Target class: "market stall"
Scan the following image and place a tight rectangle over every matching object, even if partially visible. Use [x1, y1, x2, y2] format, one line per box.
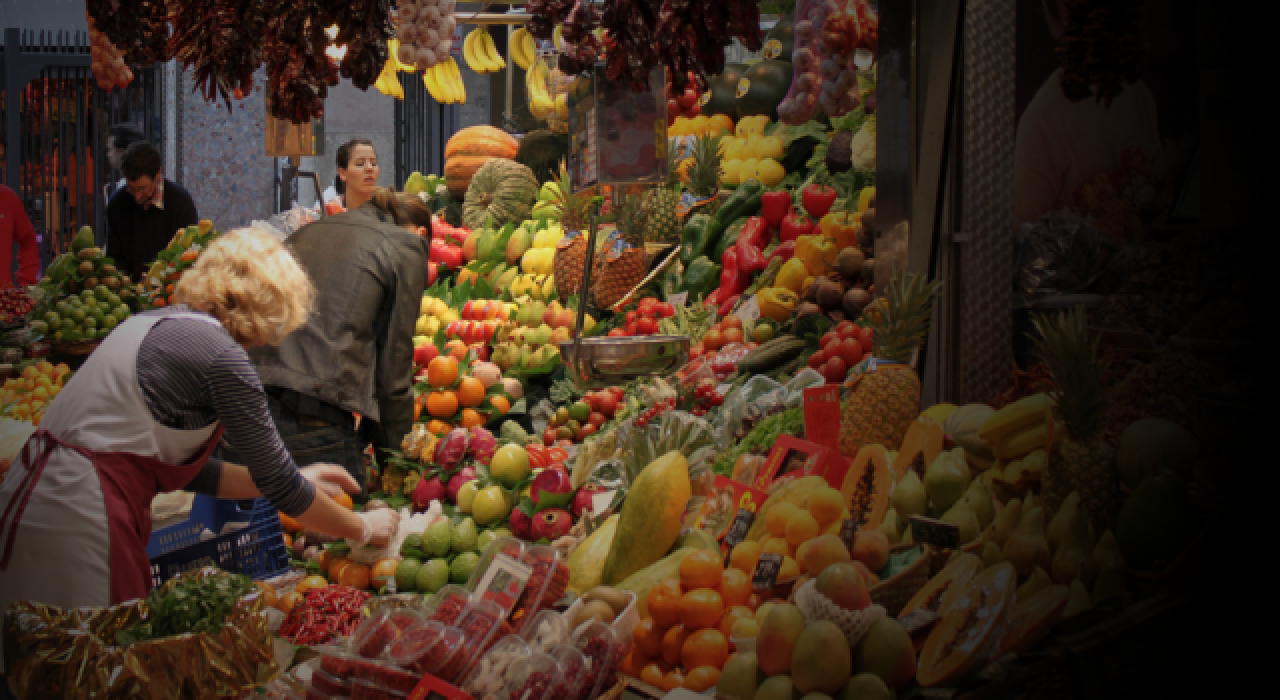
[2, 2, 1216, 700]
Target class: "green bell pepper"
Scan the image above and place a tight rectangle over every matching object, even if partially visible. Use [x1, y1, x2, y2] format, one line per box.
[714, 217, 749, 263]
[679, 256, 721, 304]
[705, 179, 765, 255]
[679, 213, 714, 267]
[661, 260, 684, 300]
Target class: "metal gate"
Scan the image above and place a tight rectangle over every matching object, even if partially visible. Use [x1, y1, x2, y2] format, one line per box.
[393, 71, 461, 187]
[2, 28, 163, 269]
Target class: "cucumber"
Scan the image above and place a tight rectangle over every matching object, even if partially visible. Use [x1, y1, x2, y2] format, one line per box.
[738, 336, 807, 375]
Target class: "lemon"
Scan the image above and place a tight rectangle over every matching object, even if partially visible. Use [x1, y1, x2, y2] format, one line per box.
[759, 136, 785, 159]
[740, 159, 761, 182]
[755, 159, 786, 186]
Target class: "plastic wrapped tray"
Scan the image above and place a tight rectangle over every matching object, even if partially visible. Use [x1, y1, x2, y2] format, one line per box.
[383, 620, 467, 676]
[348, 677, 408, 700]
[519, 610, 569, 655]
[569, 621, 625, 700]
[436, 599, 507, 683]
[459, 635, 532, 700]
[351, 608, 426, 659]
[424, 585, 472, 626]
[309, 667, 352, 698]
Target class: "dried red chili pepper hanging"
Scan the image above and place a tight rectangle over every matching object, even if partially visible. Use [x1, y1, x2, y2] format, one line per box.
[326, 0, 394, 91]
[86, 0, 171, 66]
[168, 0, 267, 109]
[262, 0, 339, 123]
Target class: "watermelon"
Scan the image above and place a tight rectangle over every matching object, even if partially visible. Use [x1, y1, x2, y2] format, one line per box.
[763, 18, 795, 62]
[736, 59, 793, 121]
[703, 63, 748, 120]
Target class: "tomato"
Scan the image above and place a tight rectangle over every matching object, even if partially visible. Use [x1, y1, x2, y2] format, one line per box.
[859, 326, 875, 348]
[595, 391, 618, 417]
[835, 320, 858, 337]
[547, 447, 570, 463]
[626, 310, 638, 324]
[588, 411, 607, 428]
[836, 337, 863, 366]
[608, 328, 627, 337]
[822, 355, 848, 384]
[720, 315, 742, 331]
[690, 343, 705, 360]
[821, 330, 840, 349]
[543, 428, 557, 446]
[658, 302, 675, 318]
[703, 329, 725, 351]
[807, 348, 827, 370]
[637, 318, 659, 335]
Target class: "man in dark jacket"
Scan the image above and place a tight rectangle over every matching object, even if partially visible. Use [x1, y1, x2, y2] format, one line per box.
[245, 191, 431, 492]
[106, 141, 199, 281]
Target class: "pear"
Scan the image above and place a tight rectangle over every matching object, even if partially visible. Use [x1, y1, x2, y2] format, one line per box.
[1017, 566, 1051, 601]
[964, 478, 996, 529]
[1022, 449, 1047, 476]
[990, 498, 1021, 547]
[940, 498, 981, 546]
[1062, 579, 1092, 619]
[892, 470, 928, 521]
[1004, 506, 1051, 579]
[1090, 530, 1124, 574]
[981, 541, 1005, 569]
[1022, 491, 1039, 515]
[1046, 492, 1080, 553]
[1092, 565, 1126, 605]
[1050, 503, 1093, 586]
[1002, 458, 1025, 484]
[924, 451, 971, 514]
[878, 510, 903, 545]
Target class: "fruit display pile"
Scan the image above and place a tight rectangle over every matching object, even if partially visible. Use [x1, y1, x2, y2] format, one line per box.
[2, 361, 73, 427]
[28, 226, 139, 345]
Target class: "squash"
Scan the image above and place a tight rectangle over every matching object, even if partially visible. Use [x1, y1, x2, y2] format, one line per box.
[461, 159, 538, 231]
[444, 126, 519, 197]
[895, 420, 944, 481]
[841, 445, 893, 530]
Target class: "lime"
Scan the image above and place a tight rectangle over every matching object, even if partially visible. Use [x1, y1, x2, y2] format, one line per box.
[449, 552, 480, 584]
[113, 306, 130, 321]
[55, 301, 72, 316]
[80, 289, 94, 301]
[107, 293, 121, 307]
[52, 330, 63, 342]
[451, 517, 478, 553]
[83, 317, 97, 330]
[416, 559, 450, 593]
[395, 558, 423, 591]
[28, 320, 48, 335]
[61, 319, 76, 333]
[423, 520, 452, 558]
[70, 308, 86, 323]
[103, 315, 118, 329]
[44, 311, 60, 326]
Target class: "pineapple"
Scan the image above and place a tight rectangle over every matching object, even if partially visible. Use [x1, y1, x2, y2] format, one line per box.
[551, 161, 592, 299]
[685, 133, 724, 218]
[1032, 308, 1120, 534]
[592, 189, 648, 310]
[838, 272, 941, 457]
[641, 184, 681, 243]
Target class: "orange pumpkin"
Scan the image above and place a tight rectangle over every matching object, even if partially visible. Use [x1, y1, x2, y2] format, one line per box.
[444, 126, 519, 198]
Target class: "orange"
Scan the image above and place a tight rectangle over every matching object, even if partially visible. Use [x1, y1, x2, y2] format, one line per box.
[426, 419, 451, 435]
[680, 588, 725, 631]
[296, 575, 329, 594]
[682, 628, 729, 670]
[278, 512, 303, 533]
[640, 663, 667, 688]
[317, 549, 335, 574]
[329, 557, 355, 582]
[728, 541, 762, 575]
[765, 502, 798, 536]
[371, 558, 399, 589]
[710, 114, 735, 135]
[276, 591, 304, 613]
[660, 669, 686, 692]
[426, 356, 459, 387]
[718, 605, 755, 638]
[634, 618, 665, 658]
[426, 390, 459, 418]
[456, 377, 486, 407]
[679, 550, 724, 590]
[648, 579, 684, 629]
[339, 562, 371, 590]
[719, 568, 751, 608]
[332, 492, 354, 510]
[807, 487, 846, 527]
[660, 624, 689, 665]
[254, 584, 280, 609]
[683, 667, 722, 692]
[489, 395, 510, 414]
[282, 533, 293, 549]
[785, 511, 820, 546]
[779, 556, 800, 581]
[620, 650, 646, 678]
[458, 408, 484, 428]
[761, 537, 791, 557]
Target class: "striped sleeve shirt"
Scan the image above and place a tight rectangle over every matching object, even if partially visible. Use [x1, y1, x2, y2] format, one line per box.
[135, 307, 316, 516]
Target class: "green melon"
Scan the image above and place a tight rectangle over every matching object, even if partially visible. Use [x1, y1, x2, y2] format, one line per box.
[736, 60, 793, 121]
[763, 19, 795, 62]
[1116, 418, 1195, 489]
[704, 63, 748, 120]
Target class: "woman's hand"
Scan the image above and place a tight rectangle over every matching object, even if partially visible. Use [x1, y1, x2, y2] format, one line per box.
[299, 463, 360, 498]
[358, 508, 401, 547]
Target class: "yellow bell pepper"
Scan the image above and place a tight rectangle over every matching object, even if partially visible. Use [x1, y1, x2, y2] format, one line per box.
[757, 287, 799, 322]
[776, 258, 810, 294]
[858, 186, 876, 212]
[795, 234, 840, 275]
[819, 211, 860, 251]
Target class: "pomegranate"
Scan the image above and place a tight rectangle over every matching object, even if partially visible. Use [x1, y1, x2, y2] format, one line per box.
[446, 466, 477, 502]
[531, 508, 574, 541]
[510, 507, 533, 540]
[530, 468, 574, 510]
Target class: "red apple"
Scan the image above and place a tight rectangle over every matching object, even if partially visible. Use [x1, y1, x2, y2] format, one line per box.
[414, 343, 440, 367]
[836, 337, 862, 366]
[587, 412, 607, 428]
[808, 348, 828, 370]
[594, 392, 617, 418]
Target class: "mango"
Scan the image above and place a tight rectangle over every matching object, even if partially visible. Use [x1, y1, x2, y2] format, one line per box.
[792, 621, 851, 695]
[754, 676, 796, 700]
[839, 673, 892, 700]
[757, 603, 806, 677]
[719, 651, 764, 700]
[852, 618, 916, 690]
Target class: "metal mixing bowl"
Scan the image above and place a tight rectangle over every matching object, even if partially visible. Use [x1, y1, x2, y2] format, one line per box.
[559, 335, 690, 388]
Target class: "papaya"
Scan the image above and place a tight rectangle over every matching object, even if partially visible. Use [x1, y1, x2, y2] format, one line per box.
[916, 562, 1017, 687]
[841, 445, 892, 530]
[898, 553, 981, 618]
[602, 451, 692, 585]
[996, 584, 1069, 657]
[746, 476, 828, 542]
[567, 514, 620, 594]
[895, 420, 944, 481]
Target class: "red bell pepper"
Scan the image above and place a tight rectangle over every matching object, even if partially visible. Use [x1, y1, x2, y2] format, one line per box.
[735, 238, 768, 274]
[739, 216, 772, 251]
[768, 240, 796, 264]
[427, 261, 438, 286]
[779, 211, 815, 243]
[705, 248, 750, 307]
[801, 183, 838, 219]
[761, 191, 792, 227]
[717, 293, 742, 318]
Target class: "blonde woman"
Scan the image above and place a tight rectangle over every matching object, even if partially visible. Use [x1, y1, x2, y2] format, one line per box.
[0, 229, 399, 673]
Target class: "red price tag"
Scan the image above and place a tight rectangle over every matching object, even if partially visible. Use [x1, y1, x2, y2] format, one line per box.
[804, 385, 842, 453]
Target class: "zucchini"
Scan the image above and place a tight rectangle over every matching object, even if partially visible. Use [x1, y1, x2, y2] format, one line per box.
[738, 336, 808, 375]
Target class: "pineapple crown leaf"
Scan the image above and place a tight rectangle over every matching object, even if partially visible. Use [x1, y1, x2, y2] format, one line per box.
[553, 160, 590, 232]
[611, 189, 647, 246]
[686, 133, 724, 198]
[1030, 308, 1109, 440]
[869, 270, 941, 363]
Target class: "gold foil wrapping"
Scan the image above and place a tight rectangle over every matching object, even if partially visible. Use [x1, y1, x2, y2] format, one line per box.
[4, 569, 278, 700]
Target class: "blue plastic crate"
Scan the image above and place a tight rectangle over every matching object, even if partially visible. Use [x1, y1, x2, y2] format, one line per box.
[147, 495, 290, 587]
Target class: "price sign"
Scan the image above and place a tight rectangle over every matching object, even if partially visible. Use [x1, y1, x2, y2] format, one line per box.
[910, 515, 961, 549]
[472, 553, 532, 613]
[803, 385, 842, 453]
[734, 295, 761, 326]
[666, 291, 688, 307]
[838, 517, 859, 552]
[591, 490, 617, 517]
[751, 552, 783, 591]
[721, 509, 756, 562]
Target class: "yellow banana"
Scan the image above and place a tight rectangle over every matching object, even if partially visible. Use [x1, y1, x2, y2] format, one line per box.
[439, 63, 460, 104]
[483, 28, 507, 71]
[510, 28, 532, 70]
[445, 58, 467, 103]
[462, 29, 485, 73]
[980, 393, 1053, 449]
[422, 65, 445, 102]
[992, 420, 1063, 460]
[552, 24, 563, 52]
[387, 39, 413, 73]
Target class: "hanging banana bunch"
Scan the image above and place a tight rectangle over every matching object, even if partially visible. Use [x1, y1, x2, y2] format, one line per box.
[423, 56, 466, 104]
[374, 39, 412, 99]
[525, 54, 556, 120]
[462, 26, 506, 74]
[509, 27, 538, 71]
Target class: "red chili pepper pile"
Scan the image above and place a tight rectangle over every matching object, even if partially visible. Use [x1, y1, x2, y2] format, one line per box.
[277, 586, 370, 646]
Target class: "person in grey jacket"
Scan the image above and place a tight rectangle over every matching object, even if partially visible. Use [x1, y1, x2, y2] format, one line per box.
[238, 187, 432, 492]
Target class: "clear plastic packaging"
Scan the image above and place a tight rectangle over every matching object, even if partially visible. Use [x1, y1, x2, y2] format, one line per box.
[351, 608, 426, 659]
[437, 599, 507, 683]
[350, 658, 421, 696]
[383, 620, 467, 676]
[711, 343, 752, 379]
[512, 545, 569, 631]
[316, 645, 378, 681]
[519, 610, 569, 655]
[569, 621, 624, 700]
[459, 635, 532, 700]
[717, 375, 787, 449]
[465, 537, 531, 615]
[348, 677, 409, 700]
[498, 651, 563, 700]
[424, 585, 472, 626]
[549, 645, 589, 700]
[309, 667, 352, 698]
